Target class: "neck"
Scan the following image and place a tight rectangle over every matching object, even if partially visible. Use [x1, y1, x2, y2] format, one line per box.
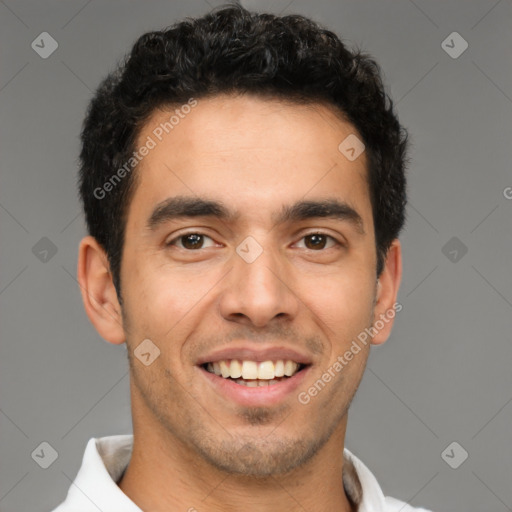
[118, 418, 356, 512]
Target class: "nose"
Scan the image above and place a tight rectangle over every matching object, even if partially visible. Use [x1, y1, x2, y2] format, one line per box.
[218, 239, 300, 328]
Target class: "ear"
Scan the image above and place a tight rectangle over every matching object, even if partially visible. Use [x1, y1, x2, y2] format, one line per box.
[77, 235, 125, 345]
[370, 238, 402, 346]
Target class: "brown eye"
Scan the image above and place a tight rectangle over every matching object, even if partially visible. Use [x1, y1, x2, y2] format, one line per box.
[166, 233, 216, 250]
[299, 233, 338, 250]
[181, 234, 203, 249]
[304, 234, 327, 250]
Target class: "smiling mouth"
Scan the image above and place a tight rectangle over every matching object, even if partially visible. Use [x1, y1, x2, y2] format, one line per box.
[202, 359, 309, 387]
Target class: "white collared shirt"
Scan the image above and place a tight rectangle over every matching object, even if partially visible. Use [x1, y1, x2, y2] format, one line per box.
[51, 435, 433, 512]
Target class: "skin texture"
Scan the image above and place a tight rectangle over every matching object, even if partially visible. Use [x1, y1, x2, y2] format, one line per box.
[78, 93, 402, 512]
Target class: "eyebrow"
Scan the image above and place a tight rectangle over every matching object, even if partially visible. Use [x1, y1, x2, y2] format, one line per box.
[146, 195, 365, 235]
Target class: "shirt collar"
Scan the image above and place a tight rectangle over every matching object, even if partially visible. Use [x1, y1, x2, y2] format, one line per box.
[55, 435, 390, 512]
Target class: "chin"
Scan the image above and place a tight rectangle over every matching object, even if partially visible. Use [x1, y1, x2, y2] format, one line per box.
[193, 432, 328, 477]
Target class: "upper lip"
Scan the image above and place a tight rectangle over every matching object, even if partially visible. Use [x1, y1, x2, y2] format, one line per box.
[196, 345, 314, 366]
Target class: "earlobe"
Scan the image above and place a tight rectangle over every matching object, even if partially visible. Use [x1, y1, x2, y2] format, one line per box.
[77, 236, 126, 345]
[370, 239, 402, 346]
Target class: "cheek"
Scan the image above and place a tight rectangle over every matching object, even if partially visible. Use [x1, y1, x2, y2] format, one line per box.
[304, 265, 374, 321]
[127, 263, 219, 346]
[299, 266, 375, 356]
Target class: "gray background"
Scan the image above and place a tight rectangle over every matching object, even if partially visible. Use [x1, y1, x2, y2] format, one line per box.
[0, 0, 511, 511]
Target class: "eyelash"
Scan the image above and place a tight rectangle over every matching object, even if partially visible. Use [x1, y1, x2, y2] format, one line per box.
[165, 231, 342, 251]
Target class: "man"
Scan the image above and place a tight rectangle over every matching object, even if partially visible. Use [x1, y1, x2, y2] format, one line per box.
[53, 4, 433, 511]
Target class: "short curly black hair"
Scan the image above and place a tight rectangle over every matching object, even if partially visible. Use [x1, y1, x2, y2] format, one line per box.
[79, 3, 409, 304]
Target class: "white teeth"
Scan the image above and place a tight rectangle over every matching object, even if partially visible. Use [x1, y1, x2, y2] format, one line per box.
[284, 360, 298, 377]
[229, 359, 242, 379]
[219, 360, 231, 378]
[274, 359, 285, 377]
[245, 380, 258, 387]
[241, 361, 258, 379]
[257, 361, 275, 380]
[205, 359, 303, 380]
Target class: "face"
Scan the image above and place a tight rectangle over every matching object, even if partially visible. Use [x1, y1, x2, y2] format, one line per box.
[89, 94, 400, 476]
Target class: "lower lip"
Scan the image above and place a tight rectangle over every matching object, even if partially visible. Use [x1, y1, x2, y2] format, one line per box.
[198, 365, 311, 407]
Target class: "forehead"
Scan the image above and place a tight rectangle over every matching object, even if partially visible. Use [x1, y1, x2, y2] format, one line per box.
[127, 94, 372, 230]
